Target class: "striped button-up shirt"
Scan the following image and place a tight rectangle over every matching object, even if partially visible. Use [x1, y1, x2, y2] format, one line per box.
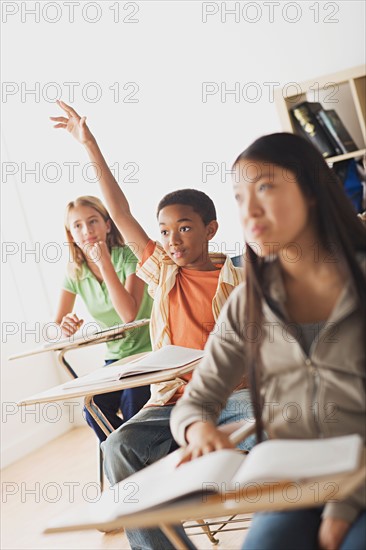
[136, 241, 245, 405]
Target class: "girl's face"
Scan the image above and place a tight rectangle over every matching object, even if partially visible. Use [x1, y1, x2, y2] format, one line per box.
[233, 160, 314, 258]
[67, 205, 111, 249]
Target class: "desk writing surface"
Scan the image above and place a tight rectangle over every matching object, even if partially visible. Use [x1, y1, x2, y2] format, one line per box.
[44, 459, 366, 534]
[8, 319, 150, 360]
[18, 361, 199, 406]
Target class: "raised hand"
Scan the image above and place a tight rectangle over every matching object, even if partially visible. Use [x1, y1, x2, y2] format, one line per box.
[50, 99, 151, 261]
[50, 100, 94, 145]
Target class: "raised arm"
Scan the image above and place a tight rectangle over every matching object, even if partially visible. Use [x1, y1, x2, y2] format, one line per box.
[50, 100, 149, 260]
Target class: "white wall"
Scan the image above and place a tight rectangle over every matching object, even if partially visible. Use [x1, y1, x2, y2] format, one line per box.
[1, 0, 365, 466]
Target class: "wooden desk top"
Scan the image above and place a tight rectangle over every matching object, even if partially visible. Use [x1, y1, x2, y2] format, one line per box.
[9, 319, 150, 360]
[18, 359, 199, 406]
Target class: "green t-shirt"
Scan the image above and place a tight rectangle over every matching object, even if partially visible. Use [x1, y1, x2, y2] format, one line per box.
[63, 246, 152, 360]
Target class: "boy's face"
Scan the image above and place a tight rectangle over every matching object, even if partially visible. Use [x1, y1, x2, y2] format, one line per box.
[158, 204, 218, 270]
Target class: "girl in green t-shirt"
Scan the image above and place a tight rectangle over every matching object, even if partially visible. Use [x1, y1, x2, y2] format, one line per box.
[55, 195, 152, 442]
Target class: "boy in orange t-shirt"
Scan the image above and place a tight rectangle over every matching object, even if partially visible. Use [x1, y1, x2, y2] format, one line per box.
[51, 101, 254, 550]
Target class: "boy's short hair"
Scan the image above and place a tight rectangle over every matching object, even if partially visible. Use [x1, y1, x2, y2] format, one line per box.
[157, 189, 217, 225]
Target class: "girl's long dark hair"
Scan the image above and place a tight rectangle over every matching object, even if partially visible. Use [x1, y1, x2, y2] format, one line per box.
[233, 133, 366, 443]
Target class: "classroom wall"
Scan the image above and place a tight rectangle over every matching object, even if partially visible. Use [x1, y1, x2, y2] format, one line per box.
[1, 0, 365, 467]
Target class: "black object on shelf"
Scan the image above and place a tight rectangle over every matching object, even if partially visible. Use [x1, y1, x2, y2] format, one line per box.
[290, 101, 337, 158]
[291, 101, 360, 158]
[317, 109, 358, 154]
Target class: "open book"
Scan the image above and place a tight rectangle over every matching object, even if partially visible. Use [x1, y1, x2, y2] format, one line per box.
[45, 434, 363, 533]
[62, 345, 204, 389]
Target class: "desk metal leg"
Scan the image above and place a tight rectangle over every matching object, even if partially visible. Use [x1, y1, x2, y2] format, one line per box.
[97, 444, 105, 492]
[57, 349, 79, 379]
[56, 350, 109, 488]
[84, 396, 114, 437]
[195, 518, 219, 544]
[160, 524, 191, 550]
[85, 396, 115, 491]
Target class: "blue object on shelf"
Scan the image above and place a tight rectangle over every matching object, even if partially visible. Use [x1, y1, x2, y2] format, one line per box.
[334, 159, 364, 213]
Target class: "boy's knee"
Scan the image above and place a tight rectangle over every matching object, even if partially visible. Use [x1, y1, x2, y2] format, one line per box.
[102, 420, 150, 485]
[103, 419, 145, 462]
[103, 424, 130, 458]
[101, 427, 133, 484]
[101, 430, 116, 459]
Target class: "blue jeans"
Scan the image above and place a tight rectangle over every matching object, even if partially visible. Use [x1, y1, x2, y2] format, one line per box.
[243, 508, 366, 550]
[102, 389, 255, 550]
[84, 359, 151, 442]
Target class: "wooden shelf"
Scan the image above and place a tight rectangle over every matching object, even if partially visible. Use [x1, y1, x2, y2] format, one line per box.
[275, 65, 366, 166]
[327, 148, 366, 165]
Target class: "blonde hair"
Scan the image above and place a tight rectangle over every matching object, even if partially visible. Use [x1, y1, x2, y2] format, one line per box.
[65, 195, 124, 279]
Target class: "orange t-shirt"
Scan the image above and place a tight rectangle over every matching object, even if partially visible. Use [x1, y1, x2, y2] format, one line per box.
[140, 241, 221, 406]
[166, 266, 221, 404]
[169, 267, 220, 349]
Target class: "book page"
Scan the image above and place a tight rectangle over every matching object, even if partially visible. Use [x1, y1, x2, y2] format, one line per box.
[111, 449, 244, 518]
[61, 363, 131, 389]
[61, 345, 204, 389]
[46, 448, 244, 531]
[114, 345, 204, 374]
[232, 434, 363, 485]
[116, 449, 243, 517]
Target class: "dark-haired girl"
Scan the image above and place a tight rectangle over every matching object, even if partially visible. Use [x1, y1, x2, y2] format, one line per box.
[172, 133, 366, 550]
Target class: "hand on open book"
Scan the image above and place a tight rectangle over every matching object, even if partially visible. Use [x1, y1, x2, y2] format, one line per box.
[319, 517, 351, 550]
[50, 100, 95, 146]
[177, 421, 235, 466]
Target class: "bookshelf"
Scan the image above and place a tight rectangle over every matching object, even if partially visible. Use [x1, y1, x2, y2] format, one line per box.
[274, 65, 366, 166]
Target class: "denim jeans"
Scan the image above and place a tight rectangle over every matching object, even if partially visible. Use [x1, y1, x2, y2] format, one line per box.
[84, 359, 151, 442]
[243, 508, 366, 550]
[102, 389, 254, 550]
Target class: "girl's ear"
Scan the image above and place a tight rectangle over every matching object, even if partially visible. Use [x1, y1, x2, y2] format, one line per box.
[206, 220, 219, 241]
[106, 219, 112, 233]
